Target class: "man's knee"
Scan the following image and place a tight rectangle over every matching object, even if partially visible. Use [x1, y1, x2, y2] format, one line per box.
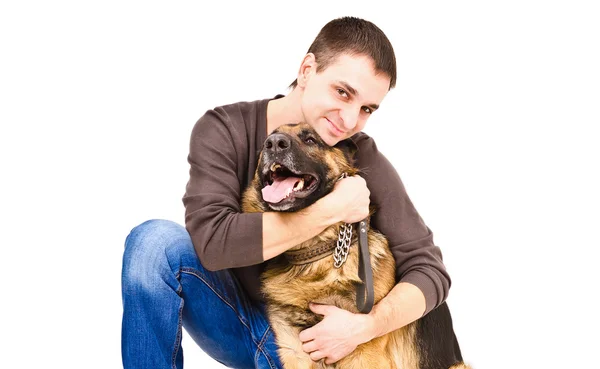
[122, 219, 188, 289]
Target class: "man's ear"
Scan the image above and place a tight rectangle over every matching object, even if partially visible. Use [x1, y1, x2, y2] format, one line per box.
[334, 138, 358, 164]
[297, 53, 316, 88]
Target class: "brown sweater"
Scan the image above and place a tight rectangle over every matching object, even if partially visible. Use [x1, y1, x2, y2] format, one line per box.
[182, 95, 451, 316]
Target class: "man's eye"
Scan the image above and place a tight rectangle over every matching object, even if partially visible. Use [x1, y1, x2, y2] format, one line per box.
[337, 88, 348, 97]
[362, 106, 373, 114]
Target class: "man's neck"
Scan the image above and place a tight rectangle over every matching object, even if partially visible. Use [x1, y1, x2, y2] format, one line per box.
[266, 88, 304, 135]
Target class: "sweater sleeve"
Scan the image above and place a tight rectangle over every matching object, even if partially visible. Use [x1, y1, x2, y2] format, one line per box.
[352, 133, 451, 316]
[181, 108, 264, 271]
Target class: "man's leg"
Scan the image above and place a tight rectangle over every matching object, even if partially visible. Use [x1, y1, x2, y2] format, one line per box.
[121, 219, 283, 369]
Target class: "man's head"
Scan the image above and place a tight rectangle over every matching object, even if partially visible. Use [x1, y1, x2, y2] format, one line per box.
[290, 17, 397, 146]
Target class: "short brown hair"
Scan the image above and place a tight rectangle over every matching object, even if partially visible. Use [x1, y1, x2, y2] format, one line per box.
[289, 16, 397, 90]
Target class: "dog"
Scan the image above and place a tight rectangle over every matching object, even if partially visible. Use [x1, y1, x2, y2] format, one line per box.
[241, 123, 470, 369]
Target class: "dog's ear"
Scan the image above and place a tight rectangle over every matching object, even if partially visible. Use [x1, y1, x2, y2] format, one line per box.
[334, 138, 358, 165]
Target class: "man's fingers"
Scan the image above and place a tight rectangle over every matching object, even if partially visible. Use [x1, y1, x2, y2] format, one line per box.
[309, 302, 332, 315]
[298, 327, 314, 343]
[309, 350, 326, 362]
[302, 340, 319, 353]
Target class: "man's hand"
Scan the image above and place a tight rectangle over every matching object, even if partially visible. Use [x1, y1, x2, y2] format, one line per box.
[298, 303, 377, 365]
[318, 175, 370, 224]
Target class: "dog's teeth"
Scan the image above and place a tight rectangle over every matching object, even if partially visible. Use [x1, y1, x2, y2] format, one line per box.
[270, 163, 281, 172]
[294, 178, 304, 191]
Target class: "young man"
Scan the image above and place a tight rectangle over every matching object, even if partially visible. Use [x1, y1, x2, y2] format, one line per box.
[122, 16, 450, 369]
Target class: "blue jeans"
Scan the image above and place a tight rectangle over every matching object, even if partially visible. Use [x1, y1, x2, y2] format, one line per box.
[121, 219, 283, 369]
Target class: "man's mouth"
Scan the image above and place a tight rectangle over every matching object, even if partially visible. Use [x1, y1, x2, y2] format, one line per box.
[261, 162, 319, 204]
[326, 118, 346, 137]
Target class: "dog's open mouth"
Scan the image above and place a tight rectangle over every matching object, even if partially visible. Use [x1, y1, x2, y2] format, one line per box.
[262, 162, 319, 204]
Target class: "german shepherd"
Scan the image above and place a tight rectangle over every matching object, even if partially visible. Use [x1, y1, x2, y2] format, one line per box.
[241, 123, 470, 369]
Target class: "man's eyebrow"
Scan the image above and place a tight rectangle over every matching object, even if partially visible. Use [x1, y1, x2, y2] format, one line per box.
[338, 80, 358, 97]
[337, 80, 380, 111]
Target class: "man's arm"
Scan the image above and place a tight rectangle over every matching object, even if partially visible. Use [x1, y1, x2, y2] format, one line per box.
[365, 282, 426, 339]
[262, 201, 336, 261]
[298, 282, 426, 364]
[354, 132, 451, 315]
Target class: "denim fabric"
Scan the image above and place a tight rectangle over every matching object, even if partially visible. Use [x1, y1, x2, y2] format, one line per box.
[121, 219, 283, 369]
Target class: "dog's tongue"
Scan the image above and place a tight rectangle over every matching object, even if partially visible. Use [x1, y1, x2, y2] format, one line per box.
[262, 176, 301, 203]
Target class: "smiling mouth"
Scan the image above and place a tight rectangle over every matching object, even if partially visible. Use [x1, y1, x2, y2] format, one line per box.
[326, 118, 346, 136]
[261, 162, 319, 203]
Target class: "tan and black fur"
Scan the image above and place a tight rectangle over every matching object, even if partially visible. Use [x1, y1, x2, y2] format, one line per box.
[241, 123, 470, 369]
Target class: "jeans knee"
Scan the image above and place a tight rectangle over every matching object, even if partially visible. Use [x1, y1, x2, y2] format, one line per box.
[122, 219, 188, 290]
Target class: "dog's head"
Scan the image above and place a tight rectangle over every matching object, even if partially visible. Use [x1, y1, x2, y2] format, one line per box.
[257, 123, 359, 212]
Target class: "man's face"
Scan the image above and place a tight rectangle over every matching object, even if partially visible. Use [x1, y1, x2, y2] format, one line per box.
[298, 53, 391, 146]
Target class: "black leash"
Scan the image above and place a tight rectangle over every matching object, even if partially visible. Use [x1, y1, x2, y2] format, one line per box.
[333, 173, 374, 314]
[356, 219, 374, 314]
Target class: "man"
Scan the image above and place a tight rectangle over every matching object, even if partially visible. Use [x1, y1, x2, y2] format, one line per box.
[122, 16, 450, 369]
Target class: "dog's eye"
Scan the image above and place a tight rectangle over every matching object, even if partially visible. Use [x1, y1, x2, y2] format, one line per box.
[304, 137, 316, 145]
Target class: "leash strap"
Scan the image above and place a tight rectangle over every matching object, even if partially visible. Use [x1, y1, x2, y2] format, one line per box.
[356, 219, 374, 314]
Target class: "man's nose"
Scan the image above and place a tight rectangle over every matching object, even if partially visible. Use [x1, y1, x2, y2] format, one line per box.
[264, 133, 291, 153]
[340, 108, 360, 131]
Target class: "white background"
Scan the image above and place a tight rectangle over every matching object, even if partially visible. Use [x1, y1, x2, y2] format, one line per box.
[1, 1, 598, 368]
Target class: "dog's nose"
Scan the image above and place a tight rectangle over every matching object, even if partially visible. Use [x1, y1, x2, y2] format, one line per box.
[264, 133, 291, 153]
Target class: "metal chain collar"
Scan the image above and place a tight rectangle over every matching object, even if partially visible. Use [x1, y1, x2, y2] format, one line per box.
[333, 223, 353, 268]
[333, 172, 352, 268]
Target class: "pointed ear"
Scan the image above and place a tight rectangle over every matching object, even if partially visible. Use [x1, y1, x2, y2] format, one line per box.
[334, 138, 358, 164]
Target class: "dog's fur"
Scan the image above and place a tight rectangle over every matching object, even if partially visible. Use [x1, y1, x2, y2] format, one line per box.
[241, 123, 469, 369]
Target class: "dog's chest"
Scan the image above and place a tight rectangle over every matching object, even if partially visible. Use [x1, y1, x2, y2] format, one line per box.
[263, 265, 358, 328]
